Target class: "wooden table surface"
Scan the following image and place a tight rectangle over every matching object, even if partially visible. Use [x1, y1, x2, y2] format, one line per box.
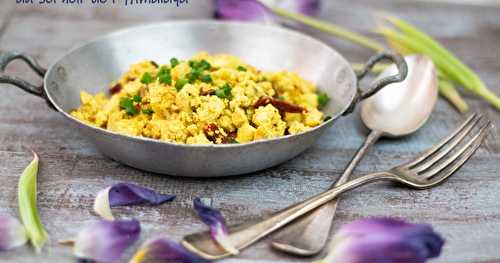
[1, 1, 499, 262]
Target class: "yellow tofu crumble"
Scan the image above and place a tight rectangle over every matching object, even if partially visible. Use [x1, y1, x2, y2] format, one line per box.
[71, 52, 329, 144]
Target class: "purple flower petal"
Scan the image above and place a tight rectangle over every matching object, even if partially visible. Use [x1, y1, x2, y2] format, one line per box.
[73, 219, 141, 263]
[322, 218, 444, 263]
[0, 215, 27, 251]
[93, 183, 175, 220]
[214, 0, 321, 22]
[193, 198, 238, 255]
[130, 237, 212, 263]
[214, 0, 272, 22]
[276, 0, 321, 17]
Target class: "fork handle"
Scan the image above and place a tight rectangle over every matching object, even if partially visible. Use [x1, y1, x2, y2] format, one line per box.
[183, 171, 395, 259]
[271, 130, 383, 255]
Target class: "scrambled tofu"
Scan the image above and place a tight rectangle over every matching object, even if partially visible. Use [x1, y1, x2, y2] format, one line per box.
[71, 52, 328, 144]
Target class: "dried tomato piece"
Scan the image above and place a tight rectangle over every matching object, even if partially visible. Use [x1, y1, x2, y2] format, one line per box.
[110, 83, 122, 95]
[203, 123, 221, 143]
[200, 89, 216, 96]
[221, 131, 238, 144]
[253, 97, 305, 113]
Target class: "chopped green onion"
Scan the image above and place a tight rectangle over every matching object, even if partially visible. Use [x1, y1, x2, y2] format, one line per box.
[187, 68, 203, 84]
[140, 72, 154, 85]
[120, 97, 138, 116]
[237, 66, 247, 72]
[133, 95, 142, 103]
[215, 84, 232, 99]
[170, 58, 180, 68]
[189, 59, 211, 71]
[317, 92, 330, 108]
[198, 59, 211, 71]
[158, 65, 170, 75]
[18, 152, 48, 253]
[141, 108, 155, 115]
[200, 74, 213, 83]
[158, 74, 172, 85]
[175, 78, 189, 91]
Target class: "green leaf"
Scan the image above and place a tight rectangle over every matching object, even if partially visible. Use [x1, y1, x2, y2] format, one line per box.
[200, 74, 213, 83]
[158, 73, 172, 85]
[140, 72, 154, 85]
[236, 66, 247, 72]
[215, 84, 232, 99]
[141, 108, 155, 115]
[18, 152, 48, 253]
[120, 97, 138, 116]
[317, 92, 330, 108]
[133, 95, 142, 103]
[158, 65, 170, 76]
[170, 58, 180, 68]
[175, 78, 189, 91]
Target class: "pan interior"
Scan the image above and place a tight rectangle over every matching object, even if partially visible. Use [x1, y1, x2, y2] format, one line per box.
[44, 21, 356, 122]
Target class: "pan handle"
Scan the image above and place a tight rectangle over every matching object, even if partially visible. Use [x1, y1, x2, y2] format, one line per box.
[343, 51, 408, 115]
[0, 50, 56, 110]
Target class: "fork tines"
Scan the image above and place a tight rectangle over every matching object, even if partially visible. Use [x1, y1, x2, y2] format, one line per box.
[405, 113, 492, 180]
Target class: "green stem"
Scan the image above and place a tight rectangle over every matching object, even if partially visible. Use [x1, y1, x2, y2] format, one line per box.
[438, 80, 469, 113]
[269, 6, 385, 52]
[381, 14, 480, 86]
[380, 16, 500, 110]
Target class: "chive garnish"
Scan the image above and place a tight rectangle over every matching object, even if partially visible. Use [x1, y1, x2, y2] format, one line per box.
[215, 84, 232, 99]
[158, 74, 172, 85]
[158, 65, 170, 75]
[317, 92, 330, 108]
[175, 78, 189, 91]
[198, 59, 211, 70]
[140, 72, 154, 85]
[133, 95, 142, 103]
[200, 74, 213, 83]
[142, 108, 155, 115]
[157, 66, 172, 85]
[170, 58, 180, 68]
[237, 66, 247, 72]
[120, 97, 138, 116]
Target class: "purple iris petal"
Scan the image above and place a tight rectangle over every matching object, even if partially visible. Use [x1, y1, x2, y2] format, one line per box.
[94, 183, 176, 220]
[193, 198, 228, 236]
[323, 218, 444, 263]
[193, 198, 238, 254]
[73, 219, 141, 263]
[109, 183, 176, 207]
[0, 215, 27, 251]
[130, 237, 211, 263]
[278, 0, 321, 16]
[214, 0, 271, 22]
[214, 0, 321, 22]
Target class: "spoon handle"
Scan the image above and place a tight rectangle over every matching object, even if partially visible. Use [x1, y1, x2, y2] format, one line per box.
[271, 130, 383, 256]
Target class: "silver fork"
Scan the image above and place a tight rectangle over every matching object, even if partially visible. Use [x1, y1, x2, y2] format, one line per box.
[182, 115, 492, 260]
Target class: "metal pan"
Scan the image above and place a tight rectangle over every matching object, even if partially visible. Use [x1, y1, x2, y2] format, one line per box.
[0, 21, 407, 177]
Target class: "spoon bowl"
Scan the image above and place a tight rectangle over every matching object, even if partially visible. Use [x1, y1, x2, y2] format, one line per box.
[361, 55, 438, 136]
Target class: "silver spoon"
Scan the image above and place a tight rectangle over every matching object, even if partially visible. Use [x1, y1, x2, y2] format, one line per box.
[271, 55, 438, 256]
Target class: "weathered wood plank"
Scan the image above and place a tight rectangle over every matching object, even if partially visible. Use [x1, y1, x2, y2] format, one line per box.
[0, 1, 499, 262]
